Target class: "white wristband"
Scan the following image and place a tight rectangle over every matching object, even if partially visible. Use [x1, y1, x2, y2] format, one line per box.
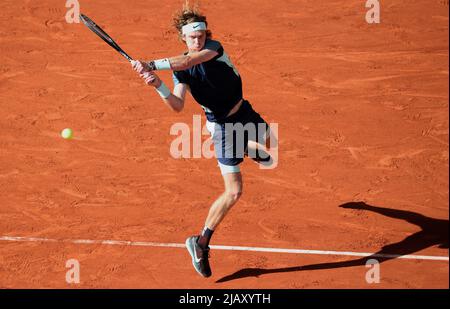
[156, 82, 171, 99]
[154, 58, 171, 70]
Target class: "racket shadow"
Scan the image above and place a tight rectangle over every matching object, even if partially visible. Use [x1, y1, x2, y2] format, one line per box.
[215, 202, 449, 283]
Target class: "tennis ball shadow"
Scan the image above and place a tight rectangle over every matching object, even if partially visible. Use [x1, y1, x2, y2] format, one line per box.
[216, 202, 449, 283]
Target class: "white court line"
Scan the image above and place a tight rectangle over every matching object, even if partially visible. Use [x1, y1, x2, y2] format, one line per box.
[0, 235, 448, 262]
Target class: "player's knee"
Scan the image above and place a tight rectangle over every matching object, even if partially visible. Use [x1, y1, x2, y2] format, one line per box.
[225, 187, 242, 205]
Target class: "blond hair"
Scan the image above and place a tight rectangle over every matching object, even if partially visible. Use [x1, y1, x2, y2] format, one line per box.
[173, 1, 212, 39]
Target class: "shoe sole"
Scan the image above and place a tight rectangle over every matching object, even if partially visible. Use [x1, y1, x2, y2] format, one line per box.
[252, 157, 273, 167]
[185, 237, 210, 278]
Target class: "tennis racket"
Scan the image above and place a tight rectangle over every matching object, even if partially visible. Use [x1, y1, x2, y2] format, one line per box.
[80, 14, 133, 62]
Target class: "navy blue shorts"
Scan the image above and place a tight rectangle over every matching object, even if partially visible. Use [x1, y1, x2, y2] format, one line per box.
[206, 100, 270, 172]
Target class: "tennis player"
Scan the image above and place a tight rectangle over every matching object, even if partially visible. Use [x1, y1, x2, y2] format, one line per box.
[131, 6, 273, 278]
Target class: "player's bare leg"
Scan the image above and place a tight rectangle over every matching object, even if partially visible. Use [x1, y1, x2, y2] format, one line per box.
[185, 172, 242, 277]
[247, 128, 278, 166]
[204, 172, 243, 231]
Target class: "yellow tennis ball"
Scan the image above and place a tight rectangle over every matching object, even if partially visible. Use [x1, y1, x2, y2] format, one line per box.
[61, 128, 73, 140]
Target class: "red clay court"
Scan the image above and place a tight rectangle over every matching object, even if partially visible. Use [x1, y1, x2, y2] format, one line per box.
[0, 0, 448, 288]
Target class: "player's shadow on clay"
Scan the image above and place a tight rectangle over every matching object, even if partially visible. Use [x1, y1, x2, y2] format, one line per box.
[216, 202, 449, 283]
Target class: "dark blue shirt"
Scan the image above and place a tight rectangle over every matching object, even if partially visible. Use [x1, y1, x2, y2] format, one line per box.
[172, 39, 243, 122]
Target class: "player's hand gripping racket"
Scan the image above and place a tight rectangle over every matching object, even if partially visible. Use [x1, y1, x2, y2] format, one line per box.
[80, 14, 133, 62]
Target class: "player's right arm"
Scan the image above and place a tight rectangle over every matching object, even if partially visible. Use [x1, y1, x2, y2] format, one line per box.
[131, 49, 219, 74]
[141, 72, 185, 113]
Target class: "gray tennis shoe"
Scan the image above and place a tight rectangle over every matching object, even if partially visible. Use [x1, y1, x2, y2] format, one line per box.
[185, 236, 212, 278]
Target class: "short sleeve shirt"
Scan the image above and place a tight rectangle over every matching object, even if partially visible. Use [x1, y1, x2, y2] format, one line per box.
[172, 39, 243, 122]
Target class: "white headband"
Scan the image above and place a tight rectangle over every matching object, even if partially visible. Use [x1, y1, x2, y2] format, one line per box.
[182, 22, 207, 35]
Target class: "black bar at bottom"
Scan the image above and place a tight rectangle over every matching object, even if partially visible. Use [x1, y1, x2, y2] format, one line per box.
[0, 289, 448, 307]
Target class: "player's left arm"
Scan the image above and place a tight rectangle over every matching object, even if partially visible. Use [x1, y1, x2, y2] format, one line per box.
[132, 49, 219, 74]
